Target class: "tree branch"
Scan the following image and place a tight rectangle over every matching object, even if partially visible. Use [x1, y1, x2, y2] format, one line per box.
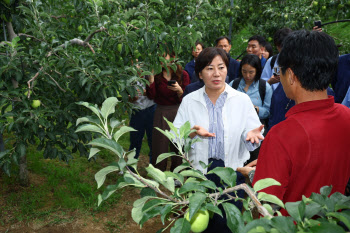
[58, 38, 95, 53]
[18, 33, 44, 42]
[51, 15, 67, 20]
[84, 27, 107, 43]
[125, 166, 180, 203]
[44, 72, 66, 92]
[5, 21, 17, 41]
[27, 67, 43, 98]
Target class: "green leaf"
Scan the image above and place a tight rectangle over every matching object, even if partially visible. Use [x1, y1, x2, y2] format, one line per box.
[173, 162, 190, 173]
[164, 171, 184, 185]
[243, 218, 272, 233]
[140, 187, 157, 198]
[141, 71, 152, 76]
[285, 201, 303, 222]
[100, 97, 119, 119]
[142, 199, 167, 213]
[253, 178, 281, 192]
[180, 169, 206, 180]
[156, 152, 177, 164]
[0, 150, 9, 160]
[258, 192, 284, 208]
[326, 210, 350, 230]
[99, 184, 118, 205]
[309, 221, 346, 233]
[222, 203, 244, 233]
[75, 124, 105, 135]
[88, 138, 124, 158]
[132, 196, 154, 224]
[18, 143, 26, 157]
[199, 180, 217, 190]
[188, 192, 207, 220]
[76, 116, 100, 126]
[207, 167, 236, 187]
[204, 203, 222, 217]
[170, 218, 191, 233]
[179, 182, 206, 194]
[163, 117, 178, 137]
[88, 147, 100, 159]
[150, 0, 164, 6]
[179, 121, 191, 138]
[160, 204, 173, 224]
[139, 205, 163, 226]
[76, 101, 101, 118]
[95, 165, 119, 189]
[270, 216, 296, 233]
[304, 202, 322, 219]
[145, 164, 174, 192]
[113, 126, 136, 142]
[320, 185, 333, 197]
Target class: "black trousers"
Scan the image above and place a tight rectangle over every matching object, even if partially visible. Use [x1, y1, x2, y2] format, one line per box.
[203, 159, 245, 233]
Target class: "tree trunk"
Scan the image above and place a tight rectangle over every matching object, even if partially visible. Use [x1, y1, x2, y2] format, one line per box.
[19, 154, 29, 186]
[5, 21, 28, 186]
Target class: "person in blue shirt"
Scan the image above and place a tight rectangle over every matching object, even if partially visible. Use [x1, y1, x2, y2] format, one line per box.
[342, 85, 350, 108]
[332, 53, 350, 103]
[246, 35, 267, 68]
[215, 36, 240, 83]
[184, 41, 204, 83]
[229, 54, 273, 123]
[229, 54, 272, 164]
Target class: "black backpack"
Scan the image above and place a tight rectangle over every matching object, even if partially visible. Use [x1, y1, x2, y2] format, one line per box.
[270, 54, 278, 70]
[231, 78, 267, 103]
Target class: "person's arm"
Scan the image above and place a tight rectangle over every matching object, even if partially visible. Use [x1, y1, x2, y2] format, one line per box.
[237, 159, 257, 177]
[189, 125, 215, 138]
[258, 83, 273, 119]
[260, 57, 273, 81]
[146, 74, 157, 99]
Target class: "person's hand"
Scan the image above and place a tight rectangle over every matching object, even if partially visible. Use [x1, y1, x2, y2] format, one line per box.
[267, 74, 280, 85]
[246, 125, 264, 144]
[313, 26, 322, 32]
[190, 125, 215, 138]
[167, 81, 182, 92]
[236, 159, 257, 177]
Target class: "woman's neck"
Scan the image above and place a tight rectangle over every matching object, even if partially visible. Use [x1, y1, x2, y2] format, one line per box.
[244, 79, 254, 92]
[205, 86, 225, 105]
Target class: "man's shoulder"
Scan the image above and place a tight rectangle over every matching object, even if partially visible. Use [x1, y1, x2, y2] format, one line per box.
[229, 57, 240, 65]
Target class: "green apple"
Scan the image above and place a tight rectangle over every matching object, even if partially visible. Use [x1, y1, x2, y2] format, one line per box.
[322, 5, 327, 10]
[117, 44, 122, 52]
[78, 25, 83, 32]
[313, 1, 318, 7]
[31, 100, 41, 108]
[284, 14, 288, 19]
[24, 90, 32, 96]
[185, 210, 209, 233]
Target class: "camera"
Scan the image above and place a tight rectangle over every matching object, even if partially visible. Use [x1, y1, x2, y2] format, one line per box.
[167, 80, 176, 86]
[314, 20, 322, 28]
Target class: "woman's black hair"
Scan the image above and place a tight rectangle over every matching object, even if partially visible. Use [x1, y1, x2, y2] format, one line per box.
[195, 47, 229, 79]
[264, 42, 273, 59]
[239, 54, 262, 82]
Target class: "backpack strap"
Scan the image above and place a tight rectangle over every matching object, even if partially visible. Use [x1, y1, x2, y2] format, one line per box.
[259, 79, 267, 104]
[270, 55, 278, 70]
[231, 78, 241, 90]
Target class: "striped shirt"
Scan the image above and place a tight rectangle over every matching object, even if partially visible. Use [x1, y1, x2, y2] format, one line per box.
[203, 91, 228, 161]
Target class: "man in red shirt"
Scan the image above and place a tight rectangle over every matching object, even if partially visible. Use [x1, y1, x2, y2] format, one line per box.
[251, 30, 350, 215]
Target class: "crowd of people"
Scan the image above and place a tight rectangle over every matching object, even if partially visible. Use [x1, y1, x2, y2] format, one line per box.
[128, 26, 350, 231]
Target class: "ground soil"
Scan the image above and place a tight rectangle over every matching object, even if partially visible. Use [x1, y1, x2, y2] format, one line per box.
[0, 155, 171, 233]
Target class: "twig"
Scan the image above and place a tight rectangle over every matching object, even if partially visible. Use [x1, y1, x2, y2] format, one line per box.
[18, 33, 43, 42]
[58, 38, 95, 53]
[84, 27, 107, 43]
[127, 23, 139, 30]
[44, 72, 66, 92]
[51, 15, 67, 20]
[125, 166, 179, 203]
[27, 67, 43, 98]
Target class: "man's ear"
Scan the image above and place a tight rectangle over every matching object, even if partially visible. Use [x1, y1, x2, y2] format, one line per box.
[288, 68, 296, 85]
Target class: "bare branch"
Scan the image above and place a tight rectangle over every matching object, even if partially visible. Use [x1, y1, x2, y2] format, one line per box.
[125, 166, 180, 203]
[18, 33, 44, 42]
[51, 15, 67, 20]
[27, 67, 43, 98]
[127, 23, 139, 30]
[44, 72, 66, 92]
[84, 27, 107, 43]
[58, 39, 95, 53]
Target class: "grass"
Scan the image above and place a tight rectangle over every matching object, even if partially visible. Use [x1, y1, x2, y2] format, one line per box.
[0, 117, 151, 227]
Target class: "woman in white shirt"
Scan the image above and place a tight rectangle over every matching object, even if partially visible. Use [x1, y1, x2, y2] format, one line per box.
[173, 47, 263, 233]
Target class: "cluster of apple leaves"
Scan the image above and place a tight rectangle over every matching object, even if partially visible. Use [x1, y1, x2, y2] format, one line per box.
[76, 97, 350, 233]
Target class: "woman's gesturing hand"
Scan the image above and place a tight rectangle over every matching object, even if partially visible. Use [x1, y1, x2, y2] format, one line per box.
[190, 125, 215, 138]
[246, 125, 264, 144]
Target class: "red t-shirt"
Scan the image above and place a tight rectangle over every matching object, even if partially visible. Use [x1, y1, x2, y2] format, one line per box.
[146, 70, 190, 105]
[253, 96, 350, 215]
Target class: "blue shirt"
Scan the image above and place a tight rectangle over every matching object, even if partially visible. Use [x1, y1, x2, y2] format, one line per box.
[261, 55, 280, 91]
[230, 79, 273, 120]
[227, 57, 240, 83]
[332, 54, 350, 103]
[203, 91, 228, 161]
[185, 59, 196, 83]
[261, 56, 267, 68]
[342, 86, 350, 108]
